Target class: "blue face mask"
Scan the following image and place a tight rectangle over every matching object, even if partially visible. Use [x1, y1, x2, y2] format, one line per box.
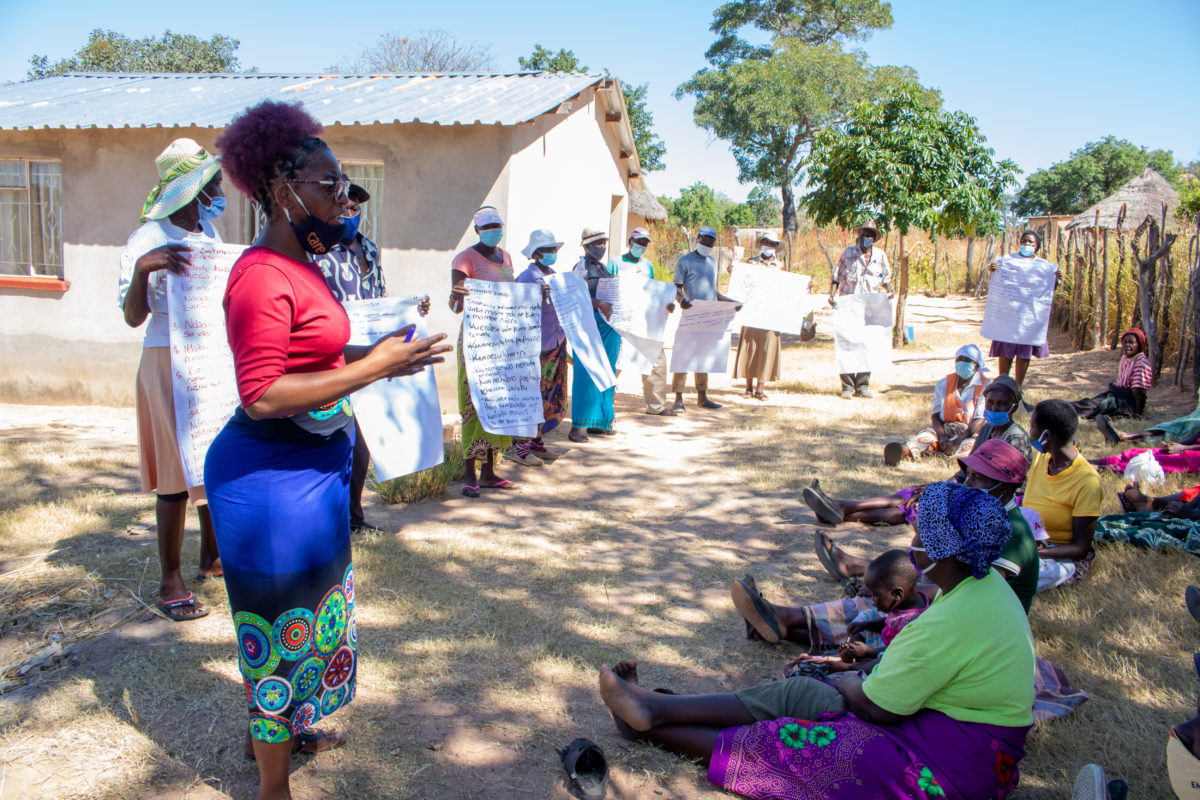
[629, 243, 647, 259]
[858, 237, 873, 250]
[587, 244, 607, 261]
[340, 210, 361, 242]
[984, 409, 1011, 427]
[198, 190, 225, 222]
[954, 361, 976, 381]
[285, 185, 347, 256]
[1019, 245, 1035, 257]
[479, 228, 503, 247]
[538, 252, 558, 266]
[1030, 433, 1048, 453]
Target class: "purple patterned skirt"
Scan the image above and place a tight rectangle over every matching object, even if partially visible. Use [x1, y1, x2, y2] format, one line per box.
[989, 340, 1050, 360]
[709, 710, 1029, 800]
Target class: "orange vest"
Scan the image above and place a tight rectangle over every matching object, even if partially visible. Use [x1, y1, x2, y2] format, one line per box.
[943, 374, 988, 424]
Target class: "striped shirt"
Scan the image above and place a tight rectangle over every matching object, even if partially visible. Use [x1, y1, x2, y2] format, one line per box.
[1116, 353, 1152, 389]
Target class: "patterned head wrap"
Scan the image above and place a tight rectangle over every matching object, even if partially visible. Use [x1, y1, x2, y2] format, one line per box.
[916, 482, 1012, 580]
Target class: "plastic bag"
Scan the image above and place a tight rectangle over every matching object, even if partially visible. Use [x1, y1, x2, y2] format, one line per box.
[1123, 449, 1165, 490]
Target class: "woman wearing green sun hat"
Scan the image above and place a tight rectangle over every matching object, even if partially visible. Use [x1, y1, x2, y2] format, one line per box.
[118, 137, 226, 622]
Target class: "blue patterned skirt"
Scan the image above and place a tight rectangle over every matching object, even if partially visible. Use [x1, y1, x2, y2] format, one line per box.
[204, 415, 356, 743]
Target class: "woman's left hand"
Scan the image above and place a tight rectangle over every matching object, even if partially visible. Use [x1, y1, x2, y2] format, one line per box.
[541, 283, 552, 303]
[417, 295, 431, 317]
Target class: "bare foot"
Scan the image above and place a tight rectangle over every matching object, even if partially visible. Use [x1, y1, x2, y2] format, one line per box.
[599, 665, 655, 732]
[828, 539, 868, 579]
[197, 558, 223, 580]
[613, 659, 639, 684]
[1122, 484, 1154, 512]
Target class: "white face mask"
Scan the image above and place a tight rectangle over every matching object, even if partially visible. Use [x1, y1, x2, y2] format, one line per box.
[761, 246, 775, 258]
[696, 244, 713, 257]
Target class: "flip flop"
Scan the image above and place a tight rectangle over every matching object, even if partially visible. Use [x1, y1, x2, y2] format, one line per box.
[156, 592, 209, 622]
[740, 391, 754, 399]
[244, 727, 346, 760]
[461, 485, 480, 498]
[1116, 491, 1134, 513]
[1096, 415, 1121, 445]
[557, 738, 608, 800]
[730, 575, 782, 644]
[802, 487, 844, 525]
[481, 479, 518, 490]
[1186, 585, 1200, 626]
[754, 391, 768, 401]
[812, 532, 855, 594]
[883, 441, 905, 467]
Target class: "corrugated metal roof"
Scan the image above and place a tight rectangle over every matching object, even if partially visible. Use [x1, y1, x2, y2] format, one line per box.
[0, 72, 607, 130]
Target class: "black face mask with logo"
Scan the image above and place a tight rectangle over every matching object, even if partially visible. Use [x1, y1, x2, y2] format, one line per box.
[285, 185, 347, 256]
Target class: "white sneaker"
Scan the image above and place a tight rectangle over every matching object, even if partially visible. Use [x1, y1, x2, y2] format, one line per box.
[1073, 764, 1107, 800]
[503, 449, 543, 467]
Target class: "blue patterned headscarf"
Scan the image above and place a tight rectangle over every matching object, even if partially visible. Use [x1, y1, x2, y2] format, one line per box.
[916, 482, 1012, 579]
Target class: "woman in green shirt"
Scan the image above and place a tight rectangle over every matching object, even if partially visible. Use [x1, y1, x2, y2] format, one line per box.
[599, 483, 1035, 799]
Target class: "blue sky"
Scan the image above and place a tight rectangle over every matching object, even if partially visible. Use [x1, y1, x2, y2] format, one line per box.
[3, 0, 1197, 202]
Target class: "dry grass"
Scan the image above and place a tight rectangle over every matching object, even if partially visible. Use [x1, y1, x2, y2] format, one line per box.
[372, 439, 466, 505]
[0, 296, 1196, 799]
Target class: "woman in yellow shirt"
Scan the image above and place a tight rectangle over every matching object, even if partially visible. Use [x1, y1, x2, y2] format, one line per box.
[1022, 399, 1105, 590]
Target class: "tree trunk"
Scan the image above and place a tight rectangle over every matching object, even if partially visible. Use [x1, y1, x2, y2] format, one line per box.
[1100, 228, 1110, 348]
[780, 184, 798, 237]
[964, 236, 976, 292]
[892, 232, 910, 347]
[1157, 204, 1176, 379]
[932, 238, 941, 292]
[1190, 216, 1200, 390]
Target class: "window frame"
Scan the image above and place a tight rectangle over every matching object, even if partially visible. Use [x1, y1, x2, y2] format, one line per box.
[0, 157, 68, 290]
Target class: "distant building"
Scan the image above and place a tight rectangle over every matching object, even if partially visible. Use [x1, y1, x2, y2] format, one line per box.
[0, 71, 659, 405]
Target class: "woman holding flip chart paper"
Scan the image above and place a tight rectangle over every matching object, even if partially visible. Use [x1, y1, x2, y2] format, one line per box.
[209, 101, 451, 800]
[733, 232, 784, 401]
[569, 227, 623, 443]
[985, 230, 1060, 389]
[118, 137, 225, 623]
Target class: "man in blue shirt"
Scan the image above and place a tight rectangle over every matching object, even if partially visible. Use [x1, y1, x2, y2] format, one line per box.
[672, 226, 741, 412]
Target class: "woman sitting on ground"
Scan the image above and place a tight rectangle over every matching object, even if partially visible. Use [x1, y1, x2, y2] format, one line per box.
[1023, 399, 1105, 591]
[884, 344, 989, 466]
[1069, 328, 1151, 420]
[600, 482, 1034, 800]
[804, 375, 1029, 526]
[809, 438, 1040, 615]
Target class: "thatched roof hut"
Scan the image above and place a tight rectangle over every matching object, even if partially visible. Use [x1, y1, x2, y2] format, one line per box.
[1065, 168, 1179, 230]
[630, 188, 668, 222]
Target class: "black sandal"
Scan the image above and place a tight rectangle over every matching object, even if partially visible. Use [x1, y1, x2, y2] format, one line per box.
[557, 738, 608, 800]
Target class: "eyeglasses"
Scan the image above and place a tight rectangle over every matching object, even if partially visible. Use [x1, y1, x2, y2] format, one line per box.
[291, 178, 350, 201]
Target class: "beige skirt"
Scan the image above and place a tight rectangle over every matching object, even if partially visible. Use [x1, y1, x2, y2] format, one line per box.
[733, 327, 781, 382]
[135, 347, 205, 502]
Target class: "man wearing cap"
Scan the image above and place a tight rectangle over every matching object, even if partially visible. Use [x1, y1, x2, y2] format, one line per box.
[831, 224, 891, 399]
[314, 181, 431, 530]
[886, 344, 989, 466]
[672, 226, 741, 411]
[118, 138, 225, 621]
[620, 228, 677, 416]
[733, 232, 785, 401]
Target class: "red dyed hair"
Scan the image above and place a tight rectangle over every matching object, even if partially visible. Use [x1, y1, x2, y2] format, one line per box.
[215, 101, 326, 215]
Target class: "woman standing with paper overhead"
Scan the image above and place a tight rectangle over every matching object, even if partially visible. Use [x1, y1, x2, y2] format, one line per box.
[118, 137, 225, 622]
[733, 233, 784, 401]
[450, 207, 521, 496]
[983, 230, 1060, 388]
[209, 101, 450, 800]
[568, 228, 622, 443]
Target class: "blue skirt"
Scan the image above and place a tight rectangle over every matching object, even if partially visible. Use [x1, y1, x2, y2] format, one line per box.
[204, 416, 356, 743]
[570, 313, 621, 430]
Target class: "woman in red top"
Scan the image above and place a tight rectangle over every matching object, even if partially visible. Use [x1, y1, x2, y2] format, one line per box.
[206, 101, 450, 800]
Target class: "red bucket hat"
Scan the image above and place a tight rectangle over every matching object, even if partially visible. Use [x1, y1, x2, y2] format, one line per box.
[957, 438, 1029, 485]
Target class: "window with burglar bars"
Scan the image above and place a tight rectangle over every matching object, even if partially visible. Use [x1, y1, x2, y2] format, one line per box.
[0, 160, 63, 277]
[239, 161, 384, 246]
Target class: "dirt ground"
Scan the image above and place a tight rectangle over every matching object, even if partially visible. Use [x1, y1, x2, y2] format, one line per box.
[0, 294, 1196, 799]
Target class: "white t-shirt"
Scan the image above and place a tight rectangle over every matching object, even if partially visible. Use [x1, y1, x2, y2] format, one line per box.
[117, 218, 221, 348]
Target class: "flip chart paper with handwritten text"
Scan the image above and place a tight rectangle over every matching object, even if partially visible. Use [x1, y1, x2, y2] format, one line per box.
[462, 279, 543, 438]
[980, 255, 1058, 346]
[598, 274, 676, 374]
[728, 262, 812, 335]
[669, 299, 738, 374]
[166, 243, 243, 487]
[343, 296, 444, 480]
[549, 272, 618, 392]
[834, 293, 893, 375]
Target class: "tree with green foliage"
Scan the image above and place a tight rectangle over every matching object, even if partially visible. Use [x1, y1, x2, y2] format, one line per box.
[746, 186, 783, 225]
[666, 183, 723, 230]
[678, 37, 934, 236]
[516, 45, 666, 172]
[1013, 136, 1181, 216]
[723, 203, 757, 228]
[805, 86, 1018, 345]
[706, 0, 894, 64]
[28, 29, 240, 79]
